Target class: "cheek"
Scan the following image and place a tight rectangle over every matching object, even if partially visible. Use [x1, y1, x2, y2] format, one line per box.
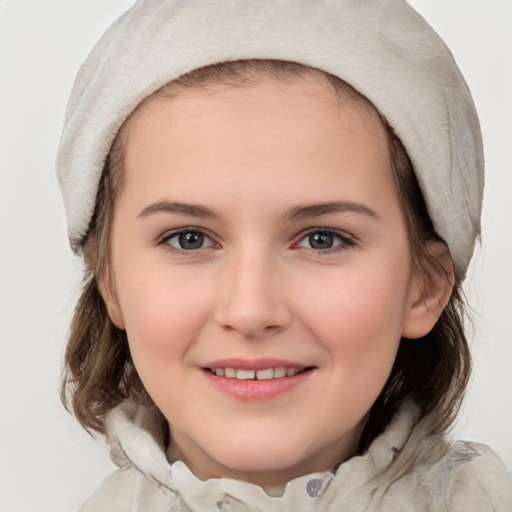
[296, 262, 410, 374]
[115, 267, 212, 370]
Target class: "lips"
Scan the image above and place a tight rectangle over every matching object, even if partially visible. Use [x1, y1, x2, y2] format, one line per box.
[208, 366, 303, 380]
[201, 358, 315, 401]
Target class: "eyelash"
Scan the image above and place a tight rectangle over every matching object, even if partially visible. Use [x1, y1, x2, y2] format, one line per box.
[157, 227, 356, 255]
[158, 228, 217, 254]
[296, 228, 356, 254]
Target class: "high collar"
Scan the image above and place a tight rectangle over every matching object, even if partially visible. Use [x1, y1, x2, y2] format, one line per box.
[104, 399, 440, 511]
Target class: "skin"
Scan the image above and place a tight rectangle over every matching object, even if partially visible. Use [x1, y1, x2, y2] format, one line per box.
[101, 72, 449, 489]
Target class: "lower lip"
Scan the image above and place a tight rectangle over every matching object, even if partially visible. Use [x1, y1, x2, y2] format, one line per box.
[203, 369, 313, 401]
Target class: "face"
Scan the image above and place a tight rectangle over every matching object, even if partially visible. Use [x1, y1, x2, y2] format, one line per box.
[104, 73, 429, 487]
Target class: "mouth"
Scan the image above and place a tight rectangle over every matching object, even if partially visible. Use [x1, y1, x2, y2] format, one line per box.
[204, 366, 313, 380]
[201, 360, 316, 401]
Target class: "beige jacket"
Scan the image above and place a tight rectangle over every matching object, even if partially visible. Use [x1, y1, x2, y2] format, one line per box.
[81, 400, 512, 511]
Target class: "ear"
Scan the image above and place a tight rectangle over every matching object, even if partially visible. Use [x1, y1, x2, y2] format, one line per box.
[84, 235, 126, 330]
[99, 275, 126, 330]
[401, 239, 454, 340]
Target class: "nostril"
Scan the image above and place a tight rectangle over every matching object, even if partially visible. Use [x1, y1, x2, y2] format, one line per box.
[214, 279, 293, 338]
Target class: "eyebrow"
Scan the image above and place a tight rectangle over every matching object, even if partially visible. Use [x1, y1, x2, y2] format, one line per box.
[282, 201, 380, 221]
[138, 200, 219, 219]
[137, 199, 379, 222]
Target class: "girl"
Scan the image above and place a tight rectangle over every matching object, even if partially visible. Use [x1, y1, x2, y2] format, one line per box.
[56, 0, 512, 510]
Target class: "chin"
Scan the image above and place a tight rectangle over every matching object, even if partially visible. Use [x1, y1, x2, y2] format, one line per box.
[209, 438, 319, 477]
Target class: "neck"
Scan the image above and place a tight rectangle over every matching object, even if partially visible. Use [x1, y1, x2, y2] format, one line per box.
[165, 416, 367, 490]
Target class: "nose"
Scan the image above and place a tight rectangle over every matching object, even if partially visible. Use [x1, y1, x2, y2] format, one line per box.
[214, 251, 292, 340]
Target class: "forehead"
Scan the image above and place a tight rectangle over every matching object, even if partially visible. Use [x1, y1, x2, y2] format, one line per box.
[119, 73, 395, 212]
[127, 69, 383, 146]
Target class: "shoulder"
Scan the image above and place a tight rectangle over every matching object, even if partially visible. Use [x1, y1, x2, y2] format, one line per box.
[79, 467, 180, 512]
[443, 441, 512, 511]
[375, 439, 512, 511]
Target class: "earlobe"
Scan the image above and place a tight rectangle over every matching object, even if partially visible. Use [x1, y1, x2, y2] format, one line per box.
[99, 276, 126, 330]
[401, 239, 454, 340]
[84, 235, 126, 330]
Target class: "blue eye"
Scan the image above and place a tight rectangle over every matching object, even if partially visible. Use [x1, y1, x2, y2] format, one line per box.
[163, 230, 214, 251]
[308, 232, 335, 249]
[297, 230, 352, 250]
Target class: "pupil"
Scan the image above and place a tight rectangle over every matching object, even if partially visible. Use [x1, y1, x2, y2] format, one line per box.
[309, 232, 333, 249]
[178, 232, 204, 249]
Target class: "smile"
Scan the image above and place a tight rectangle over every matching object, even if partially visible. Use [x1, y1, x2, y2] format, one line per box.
[208, 367, 303, 380]
[202, 360, 315, 401]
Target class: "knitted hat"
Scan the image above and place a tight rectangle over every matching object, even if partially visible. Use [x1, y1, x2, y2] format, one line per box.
[56, 0, 483, 278]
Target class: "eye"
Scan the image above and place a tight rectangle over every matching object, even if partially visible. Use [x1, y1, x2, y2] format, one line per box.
[297, 229, 354, 251]
[161, 229, 215, 251]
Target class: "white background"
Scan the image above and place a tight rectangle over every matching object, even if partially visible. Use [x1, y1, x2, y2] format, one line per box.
[0, 1, 511, 510]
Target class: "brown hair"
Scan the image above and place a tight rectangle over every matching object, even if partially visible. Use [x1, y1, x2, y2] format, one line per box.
[61, 59, 471, 449]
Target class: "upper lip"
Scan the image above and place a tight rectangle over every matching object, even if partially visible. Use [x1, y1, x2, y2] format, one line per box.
[202, 358, 309, 371]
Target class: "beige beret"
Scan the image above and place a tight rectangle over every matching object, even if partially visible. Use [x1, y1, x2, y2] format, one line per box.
[56, 0, 483, 278]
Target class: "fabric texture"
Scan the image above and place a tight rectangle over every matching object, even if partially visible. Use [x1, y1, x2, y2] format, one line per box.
[80, 399, 512, 511]
[56, 0, 483, 278]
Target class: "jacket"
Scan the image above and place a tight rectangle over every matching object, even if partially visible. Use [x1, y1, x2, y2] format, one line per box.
[80, 399, 512, 511]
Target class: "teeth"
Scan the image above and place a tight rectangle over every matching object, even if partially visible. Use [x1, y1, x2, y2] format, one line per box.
[213, 366, 303, 380]
[255, 368, 274, 380]
[224, 368, 237, 378]
[236, 369, 255, 380]
[274, 366, 287, 378]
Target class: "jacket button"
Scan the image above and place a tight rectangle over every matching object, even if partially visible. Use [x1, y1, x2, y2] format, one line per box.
[306, 478, 322, 497]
